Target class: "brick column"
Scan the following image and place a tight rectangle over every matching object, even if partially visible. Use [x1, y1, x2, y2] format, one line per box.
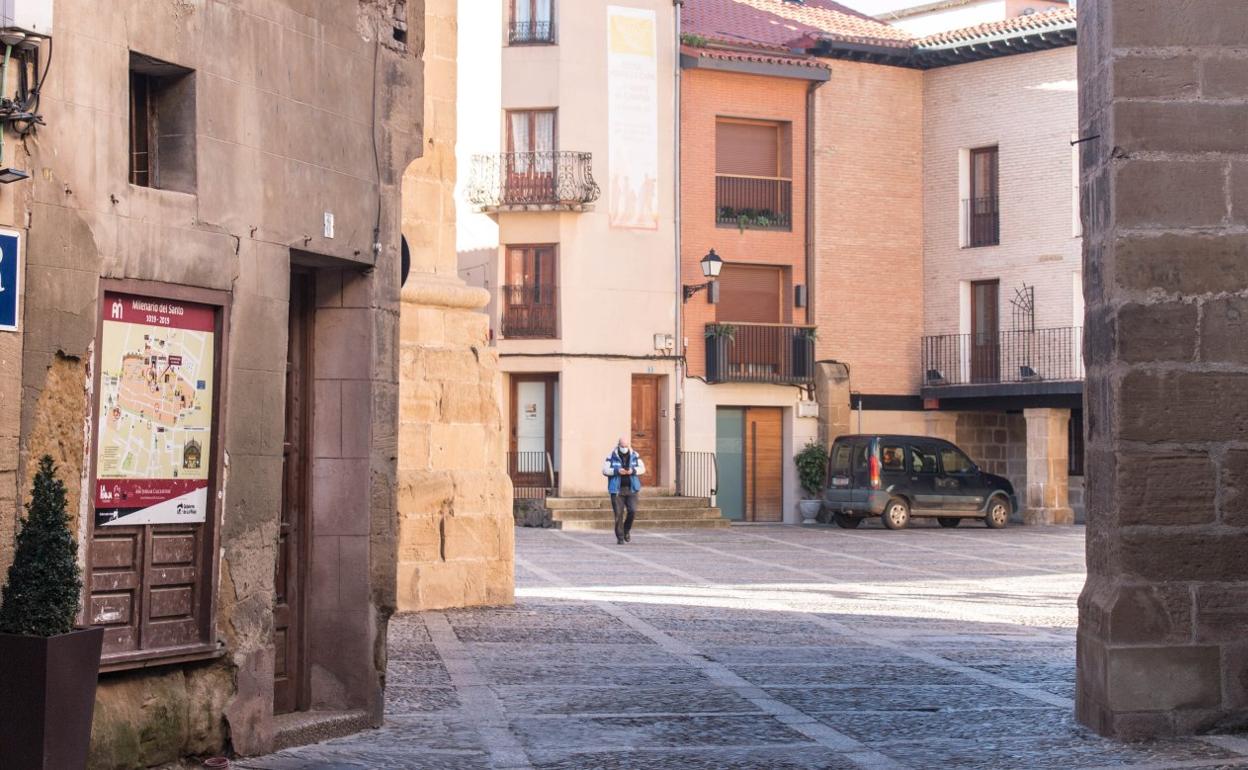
[1076, 0, 1248, 737]
[1023, 408, 1073, 526]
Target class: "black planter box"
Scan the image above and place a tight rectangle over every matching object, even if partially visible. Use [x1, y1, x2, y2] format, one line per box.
[0, 627, 105, 770]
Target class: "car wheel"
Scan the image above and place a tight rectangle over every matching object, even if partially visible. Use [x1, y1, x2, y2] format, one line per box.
[816, 508, 832, 525]
[832, 512, 862, 529]
[881, 498, 910, 530]
[937, 517, 961, 528]
[985, 496, 1010, 529]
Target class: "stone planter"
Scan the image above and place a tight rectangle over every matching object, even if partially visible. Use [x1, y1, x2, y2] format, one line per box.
[0, 626, 105, 770]
[797, 499, 823, 524]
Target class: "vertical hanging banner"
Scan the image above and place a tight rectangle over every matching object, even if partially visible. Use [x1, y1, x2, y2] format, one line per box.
[94, 292, 216, 526]
[607, 6, 660, 230]
[0, 229, 19, 331]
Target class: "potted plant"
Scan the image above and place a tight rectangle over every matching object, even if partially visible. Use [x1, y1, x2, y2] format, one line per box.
[0, 456, 104, 770]
[793, 327, 817, 379]
[794, 440, 828, 524]
[705, 324, 736, 382]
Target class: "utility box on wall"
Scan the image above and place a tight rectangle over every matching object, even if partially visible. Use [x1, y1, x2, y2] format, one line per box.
[0, 0, 52, 36]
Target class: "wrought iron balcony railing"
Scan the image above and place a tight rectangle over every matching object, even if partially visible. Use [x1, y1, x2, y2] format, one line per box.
[508, 451, 556, 500]
[963, 196, 1000, 247]
[467, 152, 600, 211]
[705, 323, 816, 385]
[922, 327, 1084, 387]
[716, 175, 793, 231]
[500, 284, 558, 339]
[509, 20, 556, 44]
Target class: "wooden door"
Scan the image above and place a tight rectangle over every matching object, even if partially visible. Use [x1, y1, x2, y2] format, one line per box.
[744, 407, 783, 522]
[275, 272, 313, 715]
[630, 375, 662, 488]
[971, 280, 1000, 383]
[509, 374, 557, 492]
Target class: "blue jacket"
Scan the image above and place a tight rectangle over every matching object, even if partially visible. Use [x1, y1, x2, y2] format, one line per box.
[603, 448, 646, 495]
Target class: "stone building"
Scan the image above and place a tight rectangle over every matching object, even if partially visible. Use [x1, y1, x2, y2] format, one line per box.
[0, 0, 506, 764]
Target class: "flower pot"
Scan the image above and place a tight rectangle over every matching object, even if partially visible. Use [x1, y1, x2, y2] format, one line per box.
[0, 626, 105, 770]
[798, 498, 823, 524]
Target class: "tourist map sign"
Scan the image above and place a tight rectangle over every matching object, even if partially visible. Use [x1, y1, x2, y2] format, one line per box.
[94, 292, 215, 527]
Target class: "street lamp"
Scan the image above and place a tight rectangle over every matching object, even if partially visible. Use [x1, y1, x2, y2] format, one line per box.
[683, 249, 723, 302]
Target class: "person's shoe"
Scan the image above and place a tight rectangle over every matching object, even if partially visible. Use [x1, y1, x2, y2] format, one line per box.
[624, 533, 631, 543]
[617, 536, 625, 545]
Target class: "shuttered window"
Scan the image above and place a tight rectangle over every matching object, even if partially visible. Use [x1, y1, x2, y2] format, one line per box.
[717, 264, 783, 324]
[716, 120, 781, 178]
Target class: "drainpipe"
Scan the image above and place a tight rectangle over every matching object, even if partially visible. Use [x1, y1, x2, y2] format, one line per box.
[673, 0, 685, 496]
[0, 43, 12, 167]
[805, 77, 825, 329]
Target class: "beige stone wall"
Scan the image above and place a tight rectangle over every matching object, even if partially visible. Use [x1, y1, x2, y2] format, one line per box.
[397, 0, 515, 612]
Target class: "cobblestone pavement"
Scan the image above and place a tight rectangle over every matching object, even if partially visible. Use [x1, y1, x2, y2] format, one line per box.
[241, 525, 1248, 770]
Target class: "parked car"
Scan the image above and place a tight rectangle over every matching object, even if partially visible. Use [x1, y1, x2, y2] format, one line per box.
[820, 435, 1016, 530]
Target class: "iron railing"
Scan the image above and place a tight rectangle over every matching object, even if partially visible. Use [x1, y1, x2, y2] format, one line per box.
[678, 451, 718, 499]
[509, 20, 556, 44]
[508, 451, 555, 500]
[963, 196, 1000, 247]
[467, 152, 600, 209]
[705, 323, 816, 385]
[922, 327, 1084, 387]
[501, 285, 558, 339]
[716, 175, 792, 230]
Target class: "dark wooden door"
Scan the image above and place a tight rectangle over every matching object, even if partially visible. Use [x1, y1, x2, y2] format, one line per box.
[630, 375, 662, 487]
[971, 279, 1000, 383]
[744, 407, 783, 522]
[275, 272, 313, 715]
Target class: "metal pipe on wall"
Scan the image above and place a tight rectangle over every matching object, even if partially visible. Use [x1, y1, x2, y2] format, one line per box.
[672, 0, 685, 496]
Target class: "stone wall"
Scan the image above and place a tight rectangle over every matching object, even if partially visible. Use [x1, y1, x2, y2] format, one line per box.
[1076, 0, 1248, 738]
[956, 412, 1027, 502]
[395, 0, 514, 612]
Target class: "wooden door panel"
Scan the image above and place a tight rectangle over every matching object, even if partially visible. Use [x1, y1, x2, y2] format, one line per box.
[630, 376, 661, 487]
[141, 525, 202, 649]
[90, 528, 143, 654]
[745, 408, 783, 522]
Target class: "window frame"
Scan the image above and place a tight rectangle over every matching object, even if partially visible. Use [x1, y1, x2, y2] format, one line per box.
[87, 278, 230, 672]
[940, 446, 976, 476]
[966, 145, 1000, 248]
[910, 445, 939, 476]
[508, 0, 557, 45]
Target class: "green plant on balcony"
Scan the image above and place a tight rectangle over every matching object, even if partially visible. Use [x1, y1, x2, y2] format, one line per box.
[705, 323, 736, 342]
[796, 327, 819, 342]
[719, 206, 780, 232]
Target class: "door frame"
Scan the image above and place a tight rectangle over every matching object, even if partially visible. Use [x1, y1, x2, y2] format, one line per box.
[275, 269, 315, 714]
[630, 375, 663, 488]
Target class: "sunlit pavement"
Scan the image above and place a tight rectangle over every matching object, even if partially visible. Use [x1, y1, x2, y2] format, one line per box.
[242, 524, 1248, 770]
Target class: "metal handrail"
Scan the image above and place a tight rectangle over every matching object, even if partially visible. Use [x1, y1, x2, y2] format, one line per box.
[922, 326, 1084, 386]
[508, 450, 556, 500]
[467, 151, 600, 209]
[679, 451, 718, 498]
[705, 323, 817, 385]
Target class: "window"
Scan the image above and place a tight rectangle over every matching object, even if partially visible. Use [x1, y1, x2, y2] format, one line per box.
[129, 53, 196, 193]
[507, 109, 556, 173]
[1069, 409, 1085, 476]
[716, 264, 785, 324]
[941, 447, 975, 475]
[965, 146, 999, 247]
[510, 0, 555, 43]
[829, 443, 853, 475]
[880, 445, 906, 472]
[715, 118, 793, 230]
[502, 244, 558, 339]
[910, 446, 938, 475]
[851, 442, 870, 473]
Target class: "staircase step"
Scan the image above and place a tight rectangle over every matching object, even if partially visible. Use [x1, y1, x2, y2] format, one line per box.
[556, 518, 732, 531]
[551, 508, 724, 522]
[545, 496, 713, 511]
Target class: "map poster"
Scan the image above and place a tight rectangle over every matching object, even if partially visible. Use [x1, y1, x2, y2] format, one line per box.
[607, 6, 660, 230]
[94, 292, 216, 527]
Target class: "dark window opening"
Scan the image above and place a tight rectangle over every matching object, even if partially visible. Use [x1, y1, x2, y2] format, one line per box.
[1069, 409, 1084, 476]
[966, 145, 999, 247]
[129, 53, 196, 193]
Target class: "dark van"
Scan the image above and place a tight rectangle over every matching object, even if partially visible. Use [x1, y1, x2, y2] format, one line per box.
[821, 435, 1017, 530]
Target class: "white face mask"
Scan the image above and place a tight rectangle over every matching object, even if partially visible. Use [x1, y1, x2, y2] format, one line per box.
[618, 447, 630, 455]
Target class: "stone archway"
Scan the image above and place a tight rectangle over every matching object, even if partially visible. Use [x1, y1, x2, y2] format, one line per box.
[395, 0, 514, 612]
[1076, 0, 1248, 738]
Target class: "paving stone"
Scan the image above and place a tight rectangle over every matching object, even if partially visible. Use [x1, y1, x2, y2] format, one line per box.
[494, 685, 761, 716]
[728, 663, 982, 687]
[511, 714, 813, 751]
[529, 746, 862, 770]
[764, 685, 1056, 713]
[877, 734, 1242, 770]
[482, 662, 712, 687]
[820, 706, 1075, 743]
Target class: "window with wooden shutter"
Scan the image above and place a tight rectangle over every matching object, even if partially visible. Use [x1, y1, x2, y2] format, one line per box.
[715, 119, 793, 230]
[716, 264, 783, 324]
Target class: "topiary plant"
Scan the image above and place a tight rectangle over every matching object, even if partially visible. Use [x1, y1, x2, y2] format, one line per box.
[794, 440, 829, 499]
[0, 456, 82, 637]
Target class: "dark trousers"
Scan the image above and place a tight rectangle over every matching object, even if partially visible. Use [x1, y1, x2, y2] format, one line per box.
[612, 492, 637, 540]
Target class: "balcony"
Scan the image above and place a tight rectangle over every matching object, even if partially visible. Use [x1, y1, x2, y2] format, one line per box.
[500, 284, 558, 339]
[705, 323, 815, 385]
[716, 175, 792, 231]
[509, 20, 556, 44]
[467, 152, 600, 213]
[963, 196, 1000, 247]
[922, 327, 1084, 393]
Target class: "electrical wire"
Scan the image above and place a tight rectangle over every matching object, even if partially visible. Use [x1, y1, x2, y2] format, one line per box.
[370, 37, 382, 256]
[15, 36, 51, 138]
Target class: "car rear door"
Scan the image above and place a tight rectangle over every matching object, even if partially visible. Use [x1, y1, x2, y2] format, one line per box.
[826, 440, 854, 500]
[907, 443, 942, 512]
[848, 439, 872, 507]
[938, 445, 987, 511]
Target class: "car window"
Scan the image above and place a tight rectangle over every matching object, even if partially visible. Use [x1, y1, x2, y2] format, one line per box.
[880, 444, 906, 472]
[830, 443, 853, 475]
[851, 442, 870, 473]
[941, 447, 975, 474]
[910, 446, 938, 475]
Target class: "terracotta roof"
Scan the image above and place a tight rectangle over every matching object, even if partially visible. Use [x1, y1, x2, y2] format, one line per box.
[916, 7, 1078, 48]
[679, 43, 830, 70]
[682, 0, 914, 51]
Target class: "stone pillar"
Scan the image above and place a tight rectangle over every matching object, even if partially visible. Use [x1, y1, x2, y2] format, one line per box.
[924, 412, 958, 444]
[1076, 0, 1248, 738]
[814, 361, 851, 449]
[1022, 408, 1073, 526]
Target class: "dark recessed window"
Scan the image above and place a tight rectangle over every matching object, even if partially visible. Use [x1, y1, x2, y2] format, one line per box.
[129, 53, 196, 193]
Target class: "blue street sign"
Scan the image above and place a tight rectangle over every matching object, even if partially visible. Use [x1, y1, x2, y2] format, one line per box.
[0, 230, 19, 332]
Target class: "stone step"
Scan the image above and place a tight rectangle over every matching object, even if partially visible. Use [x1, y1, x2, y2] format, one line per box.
[551, 507, 725, 522]
[545, 496, 713, 511]
[556, 517, 732, 531]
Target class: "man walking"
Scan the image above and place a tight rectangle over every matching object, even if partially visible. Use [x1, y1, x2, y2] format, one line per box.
[603, 436, 645, 545]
